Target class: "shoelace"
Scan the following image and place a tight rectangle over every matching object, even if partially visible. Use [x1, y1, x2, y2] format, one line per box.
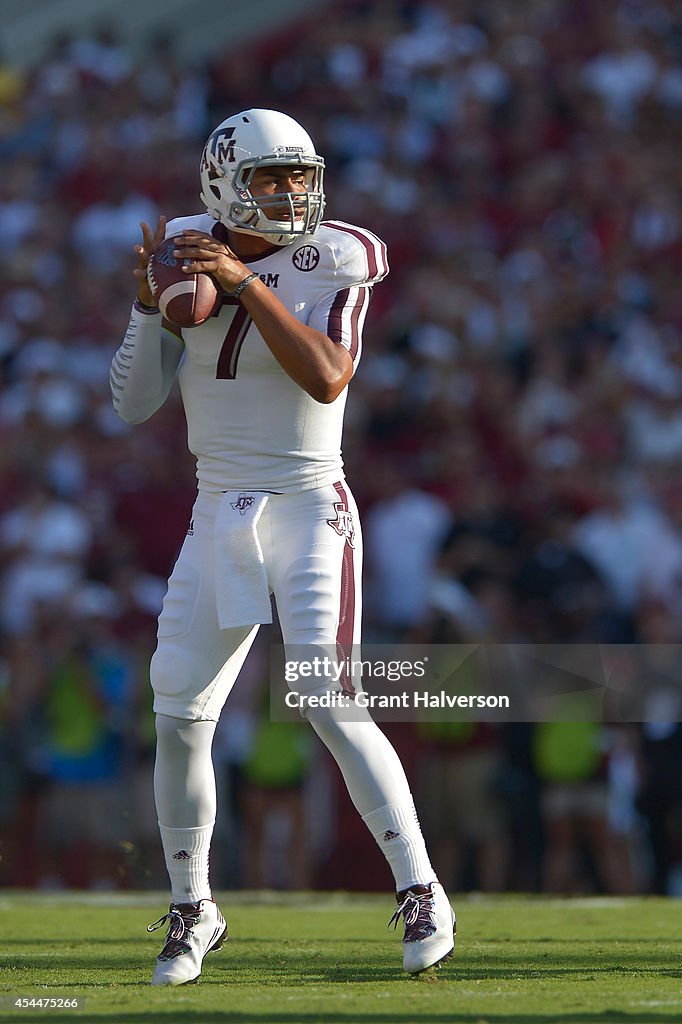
[388, 890, 436, 942]
[147, 905, 200, 960]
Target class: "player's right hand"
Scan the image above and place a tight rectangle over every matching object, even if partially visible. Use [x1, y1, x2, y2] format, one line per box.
[133, 216, 167, 308]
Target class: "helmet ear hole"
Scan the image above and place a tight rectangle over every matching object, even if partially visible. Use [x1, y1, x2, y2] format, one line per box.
[209, 184, 221, 200]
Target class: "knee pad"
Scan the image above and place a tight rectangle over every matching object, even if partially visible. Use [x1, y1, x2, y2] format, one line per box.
[150, 643, 218, 720]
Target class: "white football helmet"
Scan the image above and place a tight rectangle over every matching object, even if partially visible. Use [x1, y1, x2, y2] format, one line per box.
[199, 108, 325, 246]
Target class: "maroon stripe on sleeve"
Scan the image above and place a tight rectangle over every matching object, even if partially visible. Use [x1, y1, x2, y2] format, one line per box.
[348, 289, 367, 361]
[333, 480, 356, 695]
[327, 288, 368, 361]
[364, 229, 388, 279]
[327, 288, 350, 345]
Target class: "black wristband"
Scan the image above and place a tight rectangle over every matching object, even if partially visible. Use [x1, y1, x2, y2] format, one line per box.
[231, 273, 259, 300]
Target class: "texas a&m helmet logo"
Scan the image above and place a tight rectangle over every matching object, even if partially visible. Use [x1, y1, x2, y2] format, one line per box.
[327, 501, 355, 547]
[292, 245, 320, 271]
[201, 126, 236, 170]
[231, 493, 255, 515]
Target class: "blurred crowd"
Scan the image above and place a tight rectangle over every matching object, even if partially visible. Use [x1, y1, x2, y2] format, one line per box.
[1, 0, 681, 896]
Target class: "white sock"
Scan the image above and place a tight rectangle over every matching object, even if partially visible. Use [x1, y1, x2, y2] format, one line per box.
[362, 802, 436, 893]
[159, 822, 214, 904]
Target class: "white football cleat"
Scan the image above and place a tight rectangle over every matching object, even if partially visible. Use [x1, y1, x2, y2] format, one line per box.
[147, 898, 227, 986]
[389, 881, 456, 974]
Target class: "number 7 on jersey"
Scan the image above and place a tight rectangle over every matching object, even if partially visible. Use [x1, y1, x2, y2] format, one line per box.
[216, 306, 252, 379]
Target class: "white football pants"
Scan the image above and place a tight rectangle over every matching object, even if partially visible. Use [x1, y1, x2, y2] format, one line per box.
[150, 479, 361, 720]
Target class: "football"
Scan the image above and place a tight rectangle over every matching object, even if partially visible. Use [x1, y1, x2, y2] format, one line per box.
[147, 236, 220, 328]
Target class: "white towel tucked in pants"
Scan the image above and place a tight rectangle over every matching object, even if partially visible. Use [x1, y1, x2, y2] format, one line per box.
[214, 490, 272, 628]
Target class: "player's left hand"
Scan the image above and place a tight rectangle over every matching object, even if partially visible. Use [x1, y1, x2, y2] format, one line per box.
[174, 231, 252, 294]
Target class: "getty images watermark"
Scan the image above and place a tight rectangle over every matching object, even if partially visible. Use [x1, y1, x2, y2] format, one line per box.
[270, 644, 682, 723]
[282, 653, 509, 714]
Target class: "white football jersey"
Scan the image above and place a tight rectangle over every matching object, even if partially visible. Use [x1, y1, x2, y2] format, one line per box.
[164, 215, 388, 494]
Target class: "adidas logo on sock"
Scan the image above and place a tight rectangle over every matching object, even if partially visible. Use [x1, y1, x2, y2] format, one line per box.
[172, 850, 191, 860]
[383, 830, 400, 842]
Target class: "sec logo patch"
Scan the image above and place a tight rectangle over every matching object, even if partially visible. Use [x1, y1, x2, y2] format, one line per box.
[292, 245, 320, 271]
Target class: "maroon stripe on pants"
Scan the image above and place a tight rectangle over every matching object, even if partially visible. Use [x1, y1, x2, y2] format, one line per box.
[333, 480, 356, 695]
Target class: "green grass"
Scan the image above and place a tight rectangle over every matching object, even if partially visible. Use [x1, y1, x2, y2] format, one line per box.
[0, 892, 680, 1023]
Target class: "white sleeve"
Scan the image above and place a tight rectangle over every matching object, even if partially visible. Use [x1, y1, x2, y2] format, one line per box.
[110, 304, 184, 424]
[307, 285, 372, 372]
[321, 221, 389, 286]
[307, 223, 389, 372]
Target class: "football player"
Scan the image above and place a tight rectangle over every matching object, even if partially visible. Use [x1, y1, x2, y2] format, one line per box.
[111, 108, 455, 985]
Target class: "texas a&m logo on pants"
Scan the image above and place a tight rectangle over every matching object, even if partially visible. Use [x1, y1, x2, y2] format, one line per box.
[327, 501, 355, 547]
[231, 493, 255, 515]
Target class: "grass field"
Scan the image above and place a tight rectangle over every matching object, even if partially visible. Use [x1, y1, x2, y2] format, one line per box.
[0, 891, 680, 1024]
